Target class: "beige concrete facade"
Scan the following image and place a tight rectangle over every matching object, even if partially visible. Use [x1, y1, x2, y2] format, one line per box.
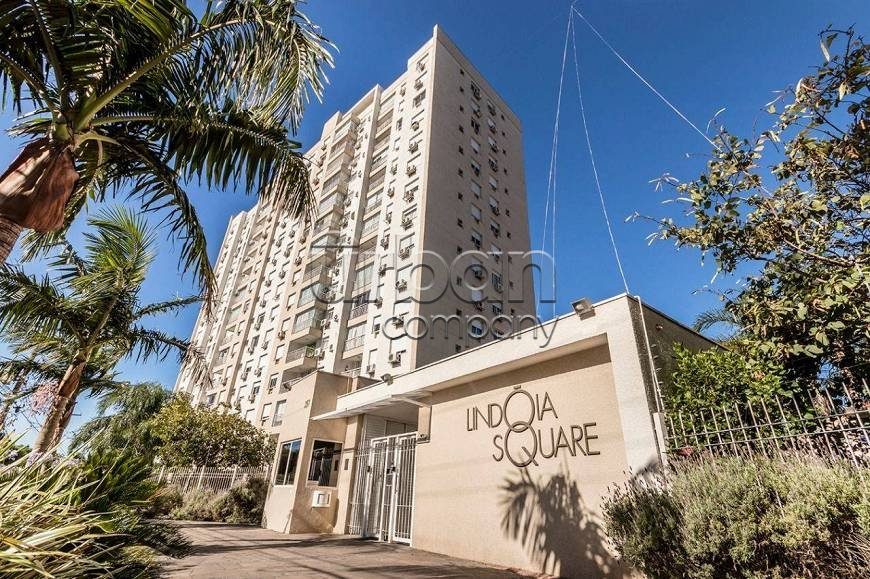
[279, 294, 713, 577]
[174, 25, 536, 434]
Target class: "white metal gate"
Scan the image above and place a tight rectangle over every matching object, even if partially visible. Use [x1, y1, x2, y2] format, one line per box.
[347, 432, 417, 544]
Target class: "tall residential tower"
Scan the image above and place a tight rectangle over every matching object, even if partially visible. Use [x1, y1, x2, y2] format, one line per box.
[174, 26, 537, 428]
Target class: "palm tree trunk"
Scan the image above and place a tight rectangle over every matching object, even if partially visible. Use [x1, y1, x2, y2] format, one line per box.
[32, 360, 86, 454]
[0, 215, 22, 262]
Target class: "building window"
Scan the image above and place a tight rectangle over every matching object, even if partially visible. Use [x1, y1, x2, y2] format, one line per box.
[354, 264, 374, 289]
[470, 205, 481, 222]
[274, 439, 302, 485]
[470, 160, 480, 176]
[260, 402, 272, 426]
[298, 282, 321, 306]
[470, 181, 481, 198]
[307, 440, 343, 487]
[470, 138, 480, 154]
[273, 399, 287, 426]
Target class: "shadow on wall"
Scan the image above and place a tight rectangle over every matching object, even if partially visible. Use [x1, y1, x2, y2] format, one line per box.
[500, 467, 625, 578]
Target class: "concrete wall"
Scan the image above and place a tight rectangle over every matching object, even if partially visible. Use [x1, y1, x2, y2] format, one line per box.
[412, 345, 632, 577]
[262, 373, 350, 534]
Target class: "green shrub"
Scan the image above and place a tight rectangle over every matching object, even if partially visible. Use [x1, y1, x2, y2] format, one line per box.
[169, 488, 220, 522]
[168, 477, 268, 525]
[210, 477, 268, 525]
[603, 454, 870, 578]
[145, 485, 184, 518]
[0, 438, 189, 577]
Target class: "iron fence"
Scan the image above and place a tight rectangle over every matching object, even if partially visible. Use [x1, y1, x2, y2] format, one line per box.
[662, 380, 870, 466]
[154, 465, 270, 493]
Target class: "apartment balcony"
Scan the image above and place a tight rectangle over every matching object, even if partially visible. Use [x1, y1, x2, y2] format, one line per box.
[285, 344, 318, 370]
[287, 315, 324, 344]
[348, 303, 368, 320]
[342, 335, 365, 355]
[329, 138, 355, 160]
[303, 262, 330, 281]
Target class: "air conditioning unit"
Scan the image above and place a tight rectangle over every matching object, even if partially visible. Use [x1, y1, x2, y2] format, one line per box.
[284, 248, 292, 257]
[406, 165, 417, 176]
[295, 256, 303, 265]
[492, 207, 500, 215]
[401, 217, 413, 229]
[221, 377, 228, 385]
[389, 352, 402, 366]
[399, 247, 411, 259]
[340, 218, 349, 227]
[409, 141, 419, 153]
[414, 79, 423, 89]
[417, 61, 426, 72]
[396, 279, 407, 291]
[473, 267, 484, 280]
[241, 371, 249, 380]
[254, 368, 262, 376]
[279, 271, 286, 278]
[278, 330, 286, 340]
[264, 280, 271, 287]
[399, 86, 406, 96]
[379, 237, 389, 249]
[343, 197, 352, 207]
[374, 297, 383, 307]
[271, 257, 277, 265]
[247, 393, 256, 402]
[411, 121, 420, 131]
[314, 348, 325, 360]
[390, 163, 398, 175]
[387, 186, 395, 197]
[259, 299, 267, 307]
[474, 301, 484, 311]
[247, 347, 255, 354]
[320, 318, 330, 329]
[403, 191, 414, 202]
[366, 364, 376, 375]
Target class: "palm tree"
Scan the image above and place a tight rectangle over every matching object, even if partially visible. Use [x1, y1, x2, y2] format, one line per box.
[0, 207, 201, 454]
[0, 0, 332, 301]
[71, 381, 171, 457]
[693, 306, 742, 342]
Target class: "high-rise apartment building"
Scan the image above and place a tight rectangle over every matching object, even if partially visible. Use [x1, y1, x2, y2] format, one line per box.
[174, 26, 537, 428]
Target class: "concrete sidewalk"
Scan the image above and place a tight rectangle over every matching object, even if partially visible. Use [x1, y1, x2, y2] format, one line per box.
[160, 521, 536, 578]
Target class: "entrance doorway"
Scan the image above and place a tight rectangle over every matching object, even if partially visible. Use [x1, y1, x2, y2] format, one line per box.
[347, 432, 417, 544]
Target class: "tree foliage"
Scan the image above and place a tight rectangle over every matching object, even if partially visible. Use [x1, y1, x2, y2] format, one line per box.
[667, 343, 787, 413]
[71, 381, 172, 459]
[0, 0, 332, 296]
[645, 28, 869, 388]
[0, 207, 199, 452]
[152, 394, 274, 467]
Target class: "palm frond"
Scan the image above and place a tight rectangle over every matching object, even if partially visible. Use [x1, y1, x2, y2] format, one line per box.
[133, 295, 200, 320]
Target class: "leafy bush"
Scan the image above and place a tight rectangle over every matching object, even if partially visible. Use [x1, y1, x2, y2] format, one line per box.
[211, 477, 268, 525]
[667, 343, 786, 413]
[603, 455, 870, 578]
[0, 438, 189, 577]
[145, 486, 185, 518]
[169, 477, 268, 525]
[152, 394, 275, 467]
[169, 488, 220, 522]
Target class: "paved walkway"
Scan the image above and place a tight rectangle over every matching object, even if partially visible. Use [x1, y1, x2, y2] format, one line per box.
[161, 521, 535, 578]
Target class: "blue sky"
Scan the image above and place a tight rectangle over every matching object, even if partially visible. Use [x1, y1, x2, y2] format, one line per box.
[3, 0, 867, 443]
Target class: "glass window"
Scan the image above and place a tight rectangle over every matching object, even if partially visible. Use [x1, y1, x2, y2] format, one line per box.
[274, 439, 302, 485]
[307, 440, 343, 487]
[354, 264, 374, 288]
[273, 399, 287, 426]
[298, 283, 321, 306]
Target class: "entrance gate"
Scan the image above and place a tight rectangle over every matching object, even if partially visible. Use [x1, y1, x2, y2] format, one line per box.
[347, 432, 417, 543]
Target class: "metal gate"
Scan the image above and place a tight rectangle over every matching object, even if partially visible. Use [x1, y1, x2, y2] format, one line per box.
[347, 432, 417, 543]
